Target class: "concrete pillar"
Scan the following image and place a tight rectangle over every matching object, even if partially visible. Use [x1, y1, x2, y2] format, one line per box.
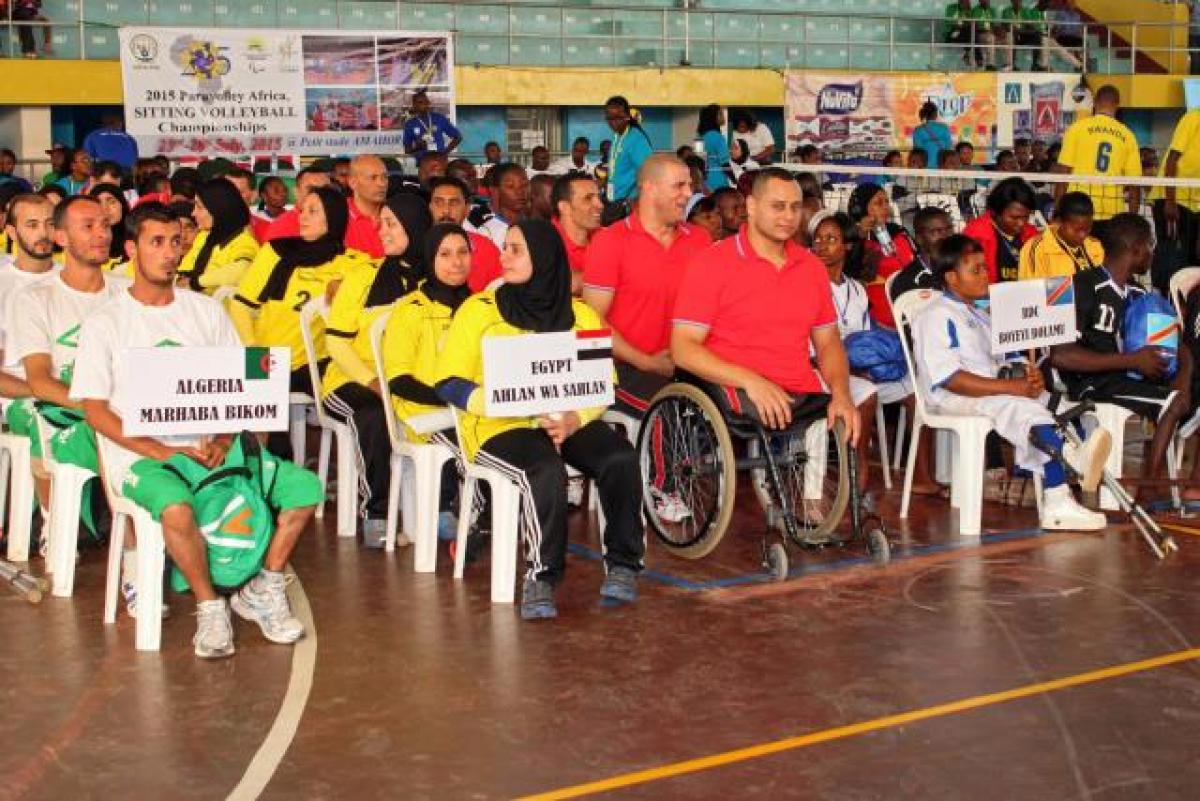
[0, 106, 52, 182]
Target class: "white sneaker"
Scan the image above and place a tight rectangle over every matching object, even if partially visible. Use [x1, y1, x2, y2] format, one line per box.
[194, 598, 235, 659]
[650, 487, 691, 523]
[1041, 485, 1107, 531]
[1063, 429, 1112, 493]
[231, 570, 305, 644]
[121, 580, 170, 620]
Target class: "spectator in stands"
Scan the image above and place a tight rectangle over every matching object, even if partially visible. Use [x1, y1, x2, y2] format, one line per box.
[999, 0, 1048, 71]
[478, 162, 529, 249]
[88, 182, 129, 267]
[731, 111, 776, 168]
[944, 0, 976, 66]
[529, 174, 555, 222]
[169, 167, 200, 202]
[436, 219, 644, 619]
[169, 199, 198, 254]
[92, 160, 124, 191]
[711, 186, 747, 241]
[82, 113, 137, 172]
[697, 104, 732, 192]
[1014, 137, 1034, 171]
[40, 144, 68, 188]
[257, 176, 289, 221]
[995, 149, 1019, 172]
[890, 206, 954, 301]
[898, 149, 933, 196]
[847, 182, 915, 328]
[56, 149, 92, 196]
[945, 0, 996, 69]
[482, 141, 503, 172]
[323, 193, 432, 547]
[12, 0, 52, 58]
[1054, 85, 1142, 237]
[1153, 105, 1200, 272]
[793, 172, 824, 248]
[602, 95, 653, 210]
[527, 147, 553, 179]
[913, 102, 953, 171]
[343, 154, 388, 257]
[402, 89, 461, 157]
[671, 166, 858, 451]
[1018, 191, 1102, 279]
[1044, 0, 1088, 71]
[964, 176, 1039, 282]
[177, 178, 258, 293]
[932, 149, 977, 195]
[551, 137, 596, 176]
[1049, 213, 1191, 495]
[914, 234, 1109, 530]
[582, 154, 710, 417]
[955, 141, 976, 168]
[329, 158, 351, 194]
[550, 172, 602, 294]
[1140, 146, 1159, 178]
[684, 155, 708, 197]
[686, 195, 721, 241]
[222, 167, 269, 242]
[413, 150, 450, 192]
[427, 175, 502, 292]
[0, 148, 32, 193]
[264, 167, 330, 242]
[599, 139, 612, 164]
[72, 202, 322, 658]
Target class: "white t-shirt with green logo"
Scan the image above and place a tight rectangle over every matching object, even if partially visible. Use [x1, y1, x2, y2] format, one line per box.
[9, 271, 129, 386]
[0, 256, 61, 379]
[70, 288, 241, 485]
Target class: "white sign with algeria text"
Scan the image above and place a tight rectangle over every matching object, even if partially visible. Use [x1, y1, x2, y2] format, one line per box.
[483, 331, 614, 418]
[120, 346, 290, 436]
[988, 276, 1077, 355]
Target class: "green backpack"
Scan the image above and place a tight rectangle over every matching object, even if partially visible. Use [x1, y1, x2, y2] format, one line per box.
[164, 432, 277, 592]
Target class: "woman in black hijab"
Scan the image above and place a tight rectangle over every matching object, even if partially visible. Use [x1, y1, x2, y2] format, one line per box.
[88, 183, 129, 264]
[179, 177, 258, 292]
[434, 219, 644, 620]
[318, 191, 434, 545]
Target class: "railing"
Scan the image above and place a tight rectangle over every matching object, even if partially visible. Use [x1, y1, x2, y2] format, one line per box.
[0, 1, 1195, 74]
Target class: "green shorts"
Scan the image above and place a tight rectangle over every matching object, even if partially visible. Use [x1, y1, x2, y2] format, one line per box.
[122, 450, 324, 522]
[5, 398, 42, 459]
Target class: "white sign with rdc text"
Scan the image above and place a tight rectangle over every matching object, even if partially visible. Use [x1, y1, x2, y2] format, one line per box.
[989, 277, 1077, 354]
[483, 331, 614, 417]
[120, 346, 290, 436]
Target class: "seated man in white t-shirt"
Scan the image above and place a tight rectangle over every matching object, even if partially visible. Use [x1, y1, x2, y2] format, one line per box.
[70, 203, 324, 659]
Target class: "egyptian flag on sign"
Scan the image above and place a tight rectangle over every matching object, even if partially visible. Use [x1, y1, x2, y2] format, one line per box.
[575, 329, 613, 360]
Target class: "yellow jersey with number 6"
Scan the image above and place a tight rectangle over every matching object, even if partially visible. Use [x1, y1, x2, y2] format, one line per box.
[1057, 112, 1142, 220]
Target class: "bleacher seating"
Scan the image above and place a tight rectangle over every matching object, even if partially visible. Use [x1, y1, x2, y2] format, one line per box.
[9, 0, 1131, 72]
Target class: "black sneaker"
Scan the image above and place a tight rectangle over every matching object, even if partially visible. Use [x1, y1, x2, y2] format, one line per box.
[600, 565, 638, 603]
[521, 578, 557, 620]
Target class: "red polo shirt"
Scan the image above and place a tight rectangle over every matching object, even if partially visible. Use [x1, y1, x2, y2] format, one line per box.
[249, 214, 272, 243]
[263, 207, 299, 242]
[345, 197, 384, 258]
[673, 229, 836, 394]
[552, 218, 593, 274]
[582, 212, 711, 355]
[467, 231, 502, 293]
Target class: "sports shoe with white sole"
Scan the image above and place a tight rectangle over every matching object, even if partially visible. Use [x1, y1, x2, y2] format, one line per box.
[1040, 485, 1107, 531]
[362, 518, 387, 549]
[521, 577, 557, 620]
[231, 570, 305, 644]
[650, 487, 691, 523]
[1063, 429, 1112, 493]
[599, 565, 638, 603]
[194, 598, 235, 659]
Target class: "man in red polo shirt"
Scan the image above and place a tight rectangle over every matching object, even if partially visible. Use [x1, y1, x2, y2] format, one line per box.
[264, 167, 331, 242]
[672, 168, 858, 440]
[582, 153, 711, 415]
[550, 172, 603, 295]
[344, 154, 387, 257]
[427, 175, 502, 292]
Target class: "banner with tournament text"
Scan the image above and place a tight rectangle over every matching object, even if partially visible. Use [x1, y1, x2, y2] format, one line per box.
[119, 27, 454, 158]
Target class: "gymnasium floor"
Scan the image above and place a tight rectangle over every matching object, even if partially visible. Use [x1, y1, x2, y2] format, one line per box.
[4, 474, 1200, 800]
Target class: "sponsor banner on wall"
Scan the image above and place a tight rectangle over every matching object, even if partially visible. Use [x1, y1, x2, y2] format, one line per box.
[119, 27, 454, 157]
[995, 73, 1091, 149]
[785, 72, 997, 159]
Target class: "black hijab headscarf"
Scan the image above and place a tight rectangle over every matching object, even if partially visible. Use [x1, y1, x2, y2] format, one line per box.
[88, 183, 129, 260]
[494, 219, 574, 333]
[188, 178, 251, 289]
[261, 186, 348, 301]
[367, 192, 433, 307]
[421, 223, 472, 312]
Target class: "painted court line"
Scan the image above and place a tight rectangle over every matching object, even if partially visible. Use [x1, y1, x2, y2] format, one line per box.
[516, 647, 1200, 800]
[226, 569, 318, 801]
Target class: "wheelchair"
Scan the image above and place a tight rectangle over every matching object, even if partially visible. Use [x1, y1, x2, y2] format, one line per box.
[636, 377, 890, 580]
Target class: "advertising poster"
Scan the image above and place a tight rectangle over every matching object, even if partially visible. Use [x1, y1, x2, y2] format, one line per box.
[995, 74, 1091, 148]
[785, 72, 997, 159]
[119, 27, 454, 158]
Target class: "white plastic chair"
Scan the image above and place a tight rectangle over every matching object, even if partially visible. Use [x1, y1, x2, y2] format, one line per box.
[1168, 267, 1200, 475]
[32, 415, 98, 598]
[368, 312, 456, 568]
[299, 298, 359, 538]
[894, 289, 995, 536]
[96, 435, 166, 652]
[450, 408, 522, 604]
[0, 429, 36, 563]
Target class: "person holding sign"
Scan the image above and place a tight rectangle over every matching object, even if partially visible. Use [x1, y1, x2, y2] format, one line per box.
[1049, 214, 1194, 494]
[230, 186, 367, 457]
[434, 219, 642, 621]
[70, 203, 323, 659]
[176, 178, 259, 294]
[323, 193, 432, 548]
[912, 235, 1110, 531]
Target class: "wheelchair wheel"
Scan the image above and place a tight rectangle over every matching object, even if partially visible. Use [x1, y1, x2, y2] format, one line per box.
[752, 419, 851, 547]
[637, 383, 737, 559]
